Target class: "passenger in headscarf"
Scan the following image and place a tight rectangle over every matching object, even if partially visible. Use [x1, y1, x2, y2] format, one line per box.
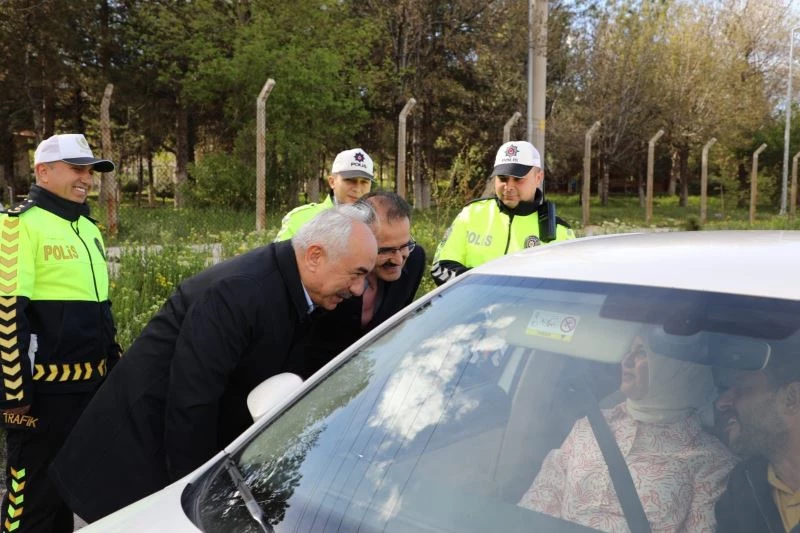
[518, 327, 736, 533]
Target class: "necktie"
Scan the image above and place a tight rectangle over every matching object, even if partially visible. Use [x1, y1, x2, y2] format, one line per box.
[361, 276, 378, 328]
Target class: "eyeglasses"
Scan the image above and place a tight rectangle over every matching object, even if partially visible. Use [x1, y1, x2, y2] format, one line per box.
[377, 239, 416, 256]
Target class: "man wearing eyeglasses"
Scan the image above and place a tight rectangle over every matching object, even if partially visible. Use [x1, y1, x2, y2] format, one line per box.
[288, 191, 425, 378]
[431, 141, 574, 286]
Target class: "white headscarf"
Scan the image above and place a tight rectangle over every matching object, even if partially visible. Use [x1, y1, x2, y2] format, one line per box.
[626, 337, 716, 425]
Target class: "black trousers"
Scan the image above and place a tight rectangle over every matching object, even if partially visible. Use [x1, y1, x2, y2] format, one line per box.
[1, 392, 93, 533]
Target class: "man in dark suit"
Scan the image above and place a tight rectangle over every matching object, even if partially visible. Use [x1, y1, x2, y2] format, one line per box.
[289, 191, 425, 378]
[49, 205, 378, 523]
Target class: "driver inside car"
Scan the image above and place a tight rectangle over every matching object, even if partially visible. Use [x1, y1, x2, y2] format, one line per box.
[714, 333, 800, 533]
[518, 327, 736, 532]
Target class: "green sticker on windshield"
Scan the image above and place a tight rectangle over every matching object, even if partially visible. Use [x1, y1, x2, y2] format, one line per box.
[525, 310, 580, 342]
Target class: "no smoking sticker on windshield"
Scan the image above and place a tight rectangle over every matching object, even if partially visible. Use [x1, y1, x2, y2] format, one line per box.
[525, 310, 580, 342]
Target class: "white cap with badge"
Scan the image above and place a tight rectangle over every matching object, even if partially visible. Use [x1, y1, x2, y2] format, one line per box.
[330, 148, 374, 181]
[490, 141, 541, 179]
[34, 134, 115, 173]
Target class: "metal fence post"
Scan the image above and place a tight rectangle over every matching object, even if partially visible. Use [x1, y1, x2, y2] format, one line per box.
[396, 98, 417, 200]
[503, 112, 522, 143]
[100, 83, 117, 237]
[256, 78, 276, 231]
[750, 143, 768, 225]
[582, 121, 601, 227]
[645, 129, 665, 224]
[700, 138, 717, 224]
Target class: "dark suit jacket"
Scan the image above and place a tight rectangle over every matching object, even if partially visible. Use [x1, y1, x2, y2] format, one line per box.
[50, 241, 314, 522]
[288, 245, 426, 379]
[715, 455, 788, 533]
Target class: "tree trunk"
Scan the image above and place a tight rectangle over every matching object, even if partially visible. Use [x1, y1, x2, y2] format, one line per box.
[71, 88, 86, 133]
[26, 49, 42, 141]
[174, 103, 189, 208]
[668, 147, 678, 197]
[422, 105, 434, 208]
[600, 154, 610, 206]
[137, 151, 144, 207]
[148, 152, 155, 208]
[187, 112, 196, 166]
[377, 150, 384, 189]
[638, 153, 646, 208]
[287, 175, 299, 208]
[308, 152, 321, 203]
[679, 145, 689, 208]
[596, 153, 602, 199]
[0, 117, 12, 201]
[43, 92, 55, 139]
[736, 163, 747, 209]
[412, 113, 422, 208]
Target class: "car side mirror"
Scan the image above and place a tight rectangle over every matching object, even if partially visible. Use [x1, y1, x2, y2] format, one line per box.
[247, 372, 303, 421]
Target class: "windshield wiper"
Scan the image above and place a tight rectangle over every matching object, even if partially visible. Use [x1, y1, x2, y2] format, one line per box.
[223, 456, 274, 533]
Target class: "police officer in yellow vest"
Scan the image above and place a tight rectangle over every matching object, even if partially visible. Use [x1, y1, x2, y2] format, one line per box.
[0, 134, 121, 533]
[274, 148, 375, 241]
[431, 141, 574, 286]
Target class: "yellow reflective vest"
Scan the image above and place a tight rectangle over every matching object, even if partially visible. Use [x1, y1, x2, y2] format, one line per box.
[0, 185, 120, 406]
[274, 195, 335, 242]
[431, 195, 574, 286]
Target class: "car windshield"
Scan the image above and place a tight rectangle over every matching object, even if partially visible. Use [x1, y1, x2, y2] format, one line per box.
[191, 274, 800, 533]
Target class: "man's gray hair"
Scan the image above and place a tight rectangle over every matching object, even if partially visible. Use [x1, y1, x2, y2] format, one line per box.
[292, 203, 376, 259]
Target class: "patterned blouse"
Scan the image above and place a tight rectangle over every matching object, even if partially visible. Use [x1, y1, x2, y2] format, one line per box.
[518, 403, 736, 533]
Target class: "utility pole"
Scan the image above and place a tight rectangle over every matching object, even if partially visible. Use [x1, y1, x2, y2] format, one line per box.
[781, 28, 800, 215]
[792, 151, 800, 219]
[527, 0, 534, 144]
[533, 0, 547, 166]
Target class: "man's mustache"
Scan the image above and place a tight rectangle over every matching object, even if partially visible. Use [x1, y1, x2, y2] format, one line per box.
[379, 261, 401, 268]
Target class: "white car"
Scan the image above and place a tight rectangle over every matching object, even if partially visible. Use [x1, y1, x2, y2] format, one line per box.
[83, 231, 800, 533]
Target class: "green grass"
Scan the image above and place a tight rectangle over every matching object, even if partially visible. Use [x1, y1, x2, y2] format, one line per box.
[99, 195, 800, 350]
[99, 204, 276, 245]
[550, 192, 800, 231]
[112, 246, 208, 349]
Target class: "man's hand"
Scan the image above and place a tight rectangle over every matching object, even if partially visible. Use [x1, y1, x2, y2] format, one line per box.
[3, 405, 31, 416]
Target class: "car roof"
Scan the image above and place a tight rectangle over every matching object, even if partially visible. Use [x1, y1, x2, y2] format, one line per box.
[472, 230, 800, 300]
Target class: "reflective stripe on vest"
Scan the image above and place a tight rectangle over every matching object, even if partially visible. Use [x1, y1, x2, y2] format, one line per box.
[32, 359, 107, 382]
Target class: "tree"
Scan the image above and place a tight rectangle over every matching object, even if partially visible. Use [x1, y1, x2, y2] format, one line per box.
[576, 0, 665, 205]
[657, 1, 777, 206]
[218, 0, 374, 208]
[0, 0, 114, 193]
[113, 0, 243, 207]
